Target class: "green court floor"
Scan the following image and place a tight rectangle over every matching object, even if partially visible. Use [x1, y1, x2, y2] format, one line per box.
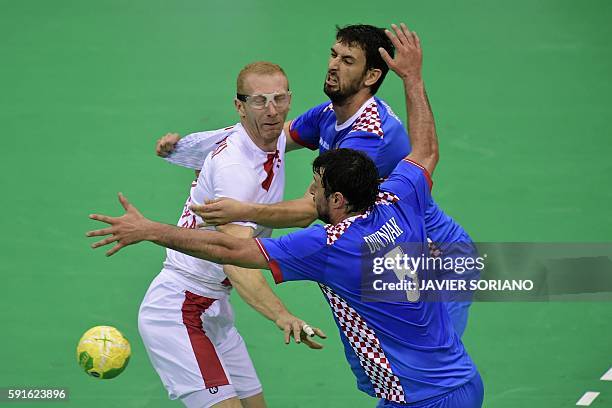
[1, 1, 611, 406]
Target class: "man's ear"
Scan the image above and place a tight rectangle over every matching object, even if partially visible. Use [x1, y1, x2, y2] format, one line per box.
[363, 68, 382, 88]
[235, 98, 246, 118]
[330, 192, 346, 210]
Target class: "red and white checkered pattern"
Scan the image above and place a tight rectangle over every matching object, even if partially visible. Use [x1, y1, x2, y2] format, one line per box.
[376, 191, 400, 205]
[320, 284, 406, 403]
[324, 212, 369, 245]
[324, 192, 401, 245]
[351, 101, 384, 137]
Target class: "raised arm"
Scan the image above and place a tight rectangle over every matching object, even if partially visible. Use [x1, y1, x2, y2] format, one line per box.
[380, 23, 439, 175]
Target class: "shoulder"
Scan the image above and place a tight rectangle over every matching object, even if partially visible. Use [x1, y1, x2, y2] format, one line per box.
[208, 128, 250, 164]
[324, 212, 372, 246]
[205, 140, 258, 184]
[375, 97, 403, 126]
[297, 101, 335, 121]
[273, 225, 328, 254]
[348, 98, 385, 138]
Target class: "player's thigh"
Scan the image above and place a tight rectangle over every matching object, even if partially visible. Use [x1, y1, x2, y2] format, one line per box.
[215, 323, 262, 400]
[138, 273, 232, 400]
[211, 397, 242, 408]
[240, 392, 266, 408]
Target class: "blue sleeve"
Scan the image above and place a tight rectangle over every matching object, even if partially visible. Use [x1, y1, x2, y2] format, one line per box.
[288, 102, 329, 150]
[337, 131, 383, 173]
[379, 159, 432, 216]
[255, 226, 328, 284]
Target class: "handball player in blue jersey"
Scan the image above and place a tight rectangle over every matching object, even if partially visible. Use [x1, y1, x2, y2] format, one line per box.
[158, 23, 477, 336]
[88, 24, 484, 407]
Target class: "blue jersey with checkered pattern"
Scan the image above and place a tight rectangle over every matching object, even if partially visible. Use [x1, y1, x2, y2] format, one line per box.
[289, 97, 473, 255]
[257, 160, 477, 404]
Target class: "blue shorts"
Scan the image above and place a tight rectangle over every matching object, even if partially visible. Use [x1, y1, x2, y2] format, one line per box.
[377, 372, 484, 408]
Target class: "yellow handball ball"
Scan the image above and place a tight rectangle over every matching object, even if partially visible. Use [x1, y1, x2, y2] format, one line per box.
[76, 326, 131, 379]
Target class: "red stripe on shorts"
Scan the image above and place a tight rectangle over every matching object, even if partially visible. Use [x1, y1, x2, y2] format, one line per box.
[181, 291, 229, 388]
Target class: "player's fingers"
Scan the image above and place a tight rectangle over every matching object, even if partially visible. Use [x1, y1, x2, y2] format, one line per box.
[400, 23, 413, 45]
[302, 338, 324, 350]
[391, 23, 409, 46]
[118, 192, 133, 211]
[384, 28, 402, 50]
[413, 31, 421, 50]
[86, 227, 114, 237]
[313, 327, 327, 339]
[159, 144, 170, 155]
[91, 235, 119, 249]
[302, 324, 315, 337]
[89, 214, 115, 225]
[106, 242, 124, 257]
[292, 321, 302, 344]
[378, 47, 395, 69]
[191, 203, 219, 215]
[283, 325, 291, 345]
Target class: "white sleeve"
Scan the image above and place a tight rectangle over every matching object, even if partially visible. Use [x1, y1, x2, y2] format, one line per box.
[212, 163, 261, 229]
[164, 126, 236, 169]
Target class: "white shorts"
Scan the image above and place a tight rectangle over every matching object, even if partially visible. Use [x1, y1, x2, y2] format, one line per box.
[138, 269, 262, 407]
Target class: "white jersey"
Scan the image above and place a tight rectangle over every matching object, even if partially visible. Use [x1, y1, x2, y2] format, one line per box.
[163, 123, 286, 297]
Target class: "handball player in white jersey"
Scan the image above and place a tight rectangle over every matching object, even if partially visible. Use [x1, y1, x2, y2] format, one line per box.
[139, 62, 324, 408]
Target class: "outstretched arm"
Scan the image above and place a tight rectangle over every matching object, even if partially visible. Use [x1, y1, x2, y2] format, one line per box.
[87, 193, 326, 347]
[191, 183, 318, 228]
[380, 23, 439, 175]
[87, 193, 267, 266]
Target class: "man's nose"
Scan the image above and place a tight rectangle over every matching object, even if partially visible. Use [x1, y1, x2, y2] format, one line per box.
[328, 56, 339, 71]
[265, 101, 278, 115]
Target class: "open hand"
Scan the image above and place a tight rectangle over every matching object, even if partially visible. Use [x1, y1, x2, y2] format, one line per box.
[275, 312, 327, 350]
[379, 23, 423, 91]
[87, 193, 153, 256]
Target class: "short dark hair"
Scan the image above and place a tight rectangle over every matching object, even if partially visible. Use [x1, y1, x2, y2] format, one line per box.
[312, 148, 379, 213]
[336, 24, 394, 94]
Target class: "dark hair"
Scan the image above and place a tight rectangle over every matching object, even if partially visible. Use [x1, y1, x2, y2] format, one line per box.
[336, 24, 394, 94]
[312, 148, 379, 213]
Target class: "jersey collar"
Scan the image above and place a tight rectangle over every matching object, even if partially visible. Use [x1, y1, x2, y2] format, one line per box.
[334, 96, 375, 132]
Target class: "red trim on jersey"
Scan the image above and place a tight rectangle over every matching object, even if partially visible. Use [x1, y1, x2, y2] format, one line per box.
[403, 158, 433, 191]
[181, 292, 229, 388]
[211, 141, 228, 158]
[288, 121, 318, 150]
[254, 238, 283, 284]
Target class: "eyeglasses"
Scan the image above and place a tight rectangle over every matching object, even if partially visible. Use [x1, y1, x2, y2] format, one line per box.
[236, 91, 292, 110]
